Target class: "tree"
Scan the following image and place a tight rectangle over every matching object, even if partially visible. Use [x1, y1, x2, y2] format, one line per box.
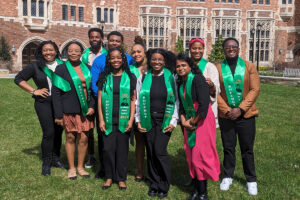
[175, 36, 185, 54]
[0, 36, 11, 61]
[208, 35, 225, 64]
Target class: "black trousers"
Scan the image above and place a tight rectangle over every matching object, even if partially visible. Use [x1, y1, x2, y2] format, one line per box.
[219, 117, 257, 182]
[95, 101, 104, 172]
[145, 113, 171, 193]
[102, 125, 129, 181]
[34, 98, 63, 161]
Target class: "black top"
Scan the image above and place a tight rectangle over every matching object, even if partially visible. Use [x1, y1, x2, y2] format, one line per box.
[179, 74, 210, 119]
[149, 75, 167, 113]
[98, 73, 137, 125]
[227, 57, 238, 76]
[14, 61, 52, 102]
[52, 63, 95, 118]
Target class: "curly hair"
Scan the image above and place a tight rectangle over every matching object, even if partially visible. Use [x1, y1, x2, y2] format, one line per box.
[34, 40, 61, 66]
[98, 47, 135, 97]
[175, 53, 201, 86]
[146, 48, 176, 73]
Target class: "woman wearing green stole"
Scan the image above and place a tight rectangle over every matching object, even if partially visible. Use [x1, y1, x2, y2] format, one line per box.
[14, 41, 67, 176]
[176, 53, 220, 200]
[52, 41, 95, 180]
[130, 36, 148, 182]
[135, 48, 179, 198]
[189, 38, 220, 128]
[98, 48, 136, 190]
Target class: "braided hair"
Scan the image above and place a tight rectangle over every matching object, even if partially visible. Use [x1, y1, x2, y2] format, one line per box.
[176, 53, 201, 86]
[146, 48, 176, 73]
[98, 47, 135, 97]
[34, 40, 61, 66]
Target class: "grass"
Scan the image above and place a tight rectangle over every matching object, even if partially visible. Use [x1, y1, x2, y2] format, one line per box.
[0, 79, 299, 200]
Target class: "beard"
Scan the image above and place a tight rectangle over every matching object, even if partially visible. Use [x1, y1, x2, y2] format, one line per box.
[90, 41, 102, 52]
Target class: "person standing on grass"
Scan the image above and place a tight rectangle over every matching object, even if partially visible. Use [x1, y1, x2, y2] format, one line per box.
[52, 41, 95, 180]
[130, 36, 148, 182]
[217, 37, 260, 196]
[97, 48, 136, 190]
[91, 31, 135, 179]
[176, 53, 220, 200]
[135, 48, 179, 199]
[81, 28, 107, 169]
[189, 38, 220, 128]
[14, 40, 67, 176]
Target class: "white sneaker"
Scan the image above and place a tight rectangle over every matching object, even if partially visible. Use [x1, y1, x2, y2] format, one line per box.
[247, 182, 258, 195]
[220, 178, 233, 191]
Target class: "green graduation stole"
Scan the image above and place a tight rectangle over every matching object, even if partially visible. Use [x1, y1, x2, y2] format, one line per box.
[81, 47, 108, 65]
[41, 59, 71, 92]
[129, 63, 140, 78]
[221, 57, 245, 108]
[197, 57, 208, 73]
[101, 71, 131, 135]
[65, 60, 91, 116]
[179, 72, 196, 148]
[140, 68, 175, 132]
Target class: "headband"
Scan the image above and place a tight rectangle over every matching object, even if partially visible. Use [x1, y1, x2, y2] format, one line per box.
[189, 38, 205, 48]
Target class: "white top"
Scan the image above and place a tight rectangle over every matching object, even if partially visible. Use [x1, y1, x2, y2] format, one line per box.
[45, 60, 58, 96]
[88, 48, 103, 66]
[135, 68, 179, 128]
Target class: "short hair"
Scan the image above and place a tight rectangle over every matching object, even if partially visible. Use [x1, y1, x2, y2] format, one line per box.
[65, 41, 84, 53]
[88, 28, 104, 39]
[222, 37, 239, 48]
[107, 31, 124, 42]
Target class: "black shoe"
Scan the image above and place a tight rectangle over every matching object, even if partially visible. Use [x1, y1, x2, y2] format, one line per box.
[198, 194, 209, 200]
[41, 165, 51, 176]
[94, 170, 105, 179]
[186, 191, 198, 200]
[85, 156, 96, 168]
[148, 189, 158, 197]
[102, 184, 112, 190]
[157, 191, 168, 199]
[52, 160, 67, 169]
[119, 186, 127, 191]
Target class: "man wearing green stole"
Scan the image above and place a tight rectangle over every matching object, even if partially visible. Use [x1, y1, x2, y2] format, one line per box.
[217, 38, 260, 196]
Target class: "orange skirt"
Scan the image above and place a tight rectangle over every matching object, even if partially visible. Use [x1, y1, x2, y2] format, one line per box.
[63, 114, 94, 133]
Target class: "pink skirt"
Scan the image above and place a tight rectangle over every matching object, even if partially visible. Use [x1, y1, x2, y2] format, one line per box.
[184, 103, 220, 181]
[63, 114, 94, 133]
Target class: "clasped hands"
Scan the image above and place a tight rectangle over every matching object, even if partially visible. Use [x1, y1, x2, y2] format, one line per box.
[226, 108, 242, 120]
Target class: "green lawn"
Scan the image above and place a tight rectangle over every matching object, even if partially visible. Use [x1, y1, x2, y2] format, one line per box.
[0, 79, 299, 200]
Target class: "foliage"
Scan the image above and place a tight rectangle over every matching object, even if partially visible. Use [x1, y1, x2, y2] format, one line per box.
[175, 36, 185, 54]
[0, 36, 11, 61]
[208, 35, 225, 64]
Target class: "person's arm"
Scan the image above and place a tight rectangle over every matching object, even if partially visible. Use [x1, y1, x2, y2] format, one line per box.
[125, 90, 136, 132]
[91, 57, 103, 97]
[206, 63, 220, 100]
[98, 90, 106, 133]
[135, 75, 147, 133]
[52, 66, 65, 126]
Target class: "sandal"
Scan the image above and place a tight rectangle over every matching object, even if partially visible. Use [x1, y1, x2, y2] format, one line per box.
[135, 176, 144, 182]
[77, 168, 90, 178]
[118, 181, 127, 191]
[102, 179, 113, 190]
[68, 168, 77, 180]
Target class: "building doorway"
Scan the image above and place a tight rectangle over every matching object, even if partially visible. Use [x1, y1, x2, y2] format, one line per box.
[22, 42, 40, 68]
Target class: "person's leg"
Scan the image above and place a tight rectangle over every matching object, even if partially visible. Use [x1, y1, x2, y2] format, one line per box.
[95, 104, 105, 178]
[116, 130, 130, 189]
[197, 180, 208, 200]
[77, 131, 89, 177]
[134, 131, 145, 180]
[236, 117, 257, 182]
[65, 132, 76, 179]
[52, 122, 65, 169]
[85, 131, 96, 168]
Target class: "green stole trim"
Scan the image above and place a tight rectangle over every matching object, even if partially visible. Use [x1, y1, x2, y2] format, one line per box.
[221, 57, 245, 108]
[197, 57, 208, 73]
[41, 59, 71, 92]
[140, 68, 175, 132]
[129, 63, 140, 78]
[179, 72, 196, 148]
[101, 71, 131, 135]
[81, 47, 108, 65]
[65, 60, 91, 116]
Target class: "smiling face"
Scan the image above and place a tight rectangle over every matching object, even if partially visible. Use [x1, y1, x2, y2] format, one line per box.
[132, 44, 146, 64]
[109, 50, 123, 70]
[89, 31, 102, 48]
[67, 43, 82, 62]
[189, 41, 204, 62]
[176, 60, 191, 78]
[107, 35, 122, 49]
[42, 44, 57, 62]
[223, 39, 239, 59]
[150, 53, 165, 73]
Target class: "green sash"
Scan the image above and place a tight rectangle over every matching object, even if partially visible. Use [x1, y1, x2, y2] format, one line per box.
[65, 60, 91, 116]
[140, 68, 175, 132]
[197, 57, 208, 73]
[102, 71, 131, 135]
[41, 59, 71, 92]
[81, 47, 108, 65]
[221, 57, 245, 108]
[129, 63, 140, 78]
[179, 72, 196, 148]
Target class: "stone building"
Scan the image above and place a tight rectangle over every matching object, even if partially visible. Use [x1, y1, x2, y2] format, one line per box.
[0, 0, 298, 71]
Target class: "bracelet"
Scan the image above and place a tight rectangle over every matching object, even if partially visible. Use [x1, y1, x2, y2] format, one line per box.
[31, 89, 36, 95]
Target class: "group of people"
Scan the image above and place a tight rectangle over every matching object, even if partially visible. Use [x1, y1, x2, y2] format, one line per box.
[14, 27, 260, 200]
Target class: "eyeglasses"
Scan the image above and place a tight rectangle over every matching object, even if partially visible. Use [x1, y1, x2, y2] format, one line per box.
[224, 45, 239, 50]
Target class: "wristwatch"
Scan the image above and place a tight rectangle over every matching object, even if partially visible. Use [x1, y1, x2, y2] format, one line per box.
[31, 89, 36, 95]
